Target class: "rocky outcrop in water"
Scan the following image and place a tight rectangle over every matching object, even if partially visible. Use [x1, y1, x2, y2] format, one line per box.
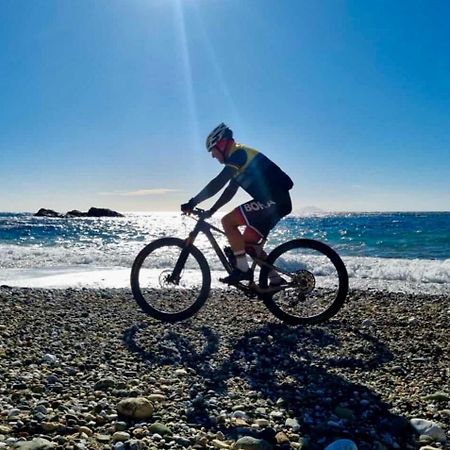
[34, 207, 124, 218]
[34, 208, 64, 218]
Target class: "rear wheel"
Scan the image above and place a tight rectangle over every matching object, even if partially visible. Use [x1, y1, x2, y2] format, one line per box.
[259, 239, 348, 325]
[131, 238, 211, 322]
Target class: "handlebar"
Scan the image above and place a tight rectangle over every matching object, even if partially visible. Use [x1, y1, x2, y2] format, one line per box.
[182, 208, 211, 220]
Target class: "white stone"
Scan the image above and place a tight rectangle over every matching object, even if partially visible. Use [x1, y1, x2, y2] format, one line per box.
[42, 354, 58, 365]
[112, 432, 130, 442]
[148, 394, 166, 402]
[14, 437, 56, 449]
[211, 439, 231, 449]
[285, 418, 300, 431]
[410, 418, 446, 442]
[116, 397, 154, 419]
[254, 419, 270, 427]
[269, 410, 284, 419]
[234, 436, 272, 450]
[324, 439, 358, 450]
[231, 410, 248, 419]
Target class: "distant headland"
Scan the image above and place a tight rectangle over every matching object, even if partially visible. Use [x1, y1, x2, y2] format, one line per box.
[34, 207, 124, 218]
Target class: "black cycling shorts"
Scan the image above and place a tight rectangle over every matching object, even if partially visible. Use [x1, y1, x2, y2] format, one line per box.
[238, 193, 292, 238]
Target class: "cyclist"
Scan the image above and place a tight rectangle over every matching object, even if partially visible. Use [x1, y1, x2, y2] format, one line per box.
[181, 123, 293, 285]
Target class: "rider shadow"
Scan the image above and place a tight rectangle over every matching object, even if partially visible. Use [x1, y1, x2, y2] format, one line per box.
[122, 321, 414, 449]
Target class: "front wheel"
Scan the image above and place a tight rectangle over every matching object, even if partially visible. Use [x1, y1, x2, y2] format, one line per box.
[259, 239, 348, 325]
[131, 237, 211, 322]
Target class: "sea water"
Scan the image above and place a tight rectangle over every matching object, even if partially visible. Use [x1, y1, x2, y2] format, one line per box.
[0, 211, 449, 294]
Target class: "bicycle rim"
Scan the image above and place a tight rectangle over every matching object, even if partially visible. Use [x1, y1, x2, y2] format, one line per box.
[260, 240, 348, 325]
[131, 238, 210, 322]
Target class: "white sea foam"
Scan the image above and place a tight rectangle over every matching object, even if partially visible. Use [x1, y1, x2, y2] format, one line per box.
[344, 256, 450, 284]
[0, 242, 141, 269]
[0, 267, 131, 289]
[0, 267, 224, 290]
[342, 256, 450, 295]
[1, 252, 449, 295]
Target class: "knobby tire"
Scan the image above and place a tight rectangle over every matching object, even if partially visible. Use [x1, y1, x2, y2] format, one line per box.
[131, 237, 211, 322]
[259, 239, 348, 325]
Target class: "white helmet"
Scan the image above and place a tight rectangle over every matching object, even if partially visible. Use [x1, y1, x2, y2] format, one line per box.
[205, 123, 233, 151]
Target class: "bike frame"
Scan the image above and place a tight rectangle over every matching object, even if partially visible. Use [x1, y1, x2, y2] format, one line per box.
[170, 211, 285, 295]
[177, 215, 234, 277]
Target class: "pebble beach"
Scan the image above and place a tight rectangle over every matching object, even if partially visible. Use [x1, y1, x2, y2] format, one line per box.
[0, 287, 448, 450]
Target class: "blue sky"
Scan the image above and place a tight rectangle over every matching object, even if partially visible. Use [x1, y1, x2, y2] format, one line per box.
[1, 0, 449, 212]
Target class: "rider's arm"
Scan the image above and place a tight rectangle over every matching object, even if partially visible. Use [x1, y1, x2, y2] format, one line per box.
[190, 167, 235, 205]
[209, 179, 239, 215]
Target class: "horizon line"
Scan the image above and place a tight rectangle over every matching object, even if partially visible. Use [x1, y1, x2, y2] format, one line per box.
[1, 209, 449, 215]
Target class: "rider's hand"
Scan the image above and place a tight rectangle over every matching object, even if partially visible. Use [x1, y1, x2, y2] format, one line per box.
[181, 199, 196, 214]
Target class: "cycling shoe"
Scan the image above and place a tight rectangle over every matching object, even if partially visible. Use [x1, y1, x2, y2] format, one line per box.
[220, 268, 253, 285]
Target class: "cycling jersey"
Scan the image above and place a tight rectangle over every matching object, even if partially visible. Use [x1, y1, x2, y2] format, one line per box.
[189, 141, 293, 237]
[225, 143, 293, 202]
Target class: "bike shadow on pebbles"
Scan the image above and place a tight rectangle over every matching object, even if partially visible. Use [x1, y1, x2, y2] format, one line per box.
[122, 290, 417, 450]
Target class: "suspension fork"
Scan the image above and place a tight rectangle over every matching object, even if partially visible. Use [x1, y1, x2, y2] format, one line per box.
[169, 226, 201, 283]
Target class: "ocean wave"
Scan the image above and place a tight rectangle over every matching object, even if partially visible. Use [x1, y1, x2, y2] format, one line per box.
[343, 256, 450, 285]
[1, 242, 449, 287]
[2, 212, 449, 293]
[0, 243, 139, 269]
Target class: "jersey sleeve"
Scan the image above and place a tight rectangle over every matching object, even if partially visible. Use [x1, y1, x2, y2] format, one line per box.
[225, 149, 248, 171]
[191, 166, 235, 205]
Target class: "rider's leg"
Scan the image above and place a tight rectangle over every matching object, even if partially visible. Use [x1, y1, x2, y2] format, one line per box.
[222, 209, 246, 253]
[243, 228, 283, 285]
[243, 227, 264, 255]
[222, 209, 250, 273]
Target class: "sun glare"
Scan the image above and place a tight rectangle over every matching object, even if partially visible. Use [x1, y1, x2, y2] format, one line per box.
[191, 3, 240, 125]
[173, 0, 201, 151]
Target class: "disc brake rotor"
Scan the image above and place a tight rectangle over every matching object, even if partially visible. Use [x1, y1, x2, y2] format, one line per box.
[159, 269, 179, 288]
[291, 269, 316, 294]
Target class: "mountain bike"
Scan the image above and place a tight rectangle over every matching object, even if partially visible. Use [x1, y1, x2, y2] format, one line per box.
[130, 209, 348, 325]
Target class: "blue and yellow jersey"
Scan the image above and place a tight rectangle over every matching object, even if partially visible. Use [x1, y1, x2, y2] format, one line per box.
[225, 143, 293, 202]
